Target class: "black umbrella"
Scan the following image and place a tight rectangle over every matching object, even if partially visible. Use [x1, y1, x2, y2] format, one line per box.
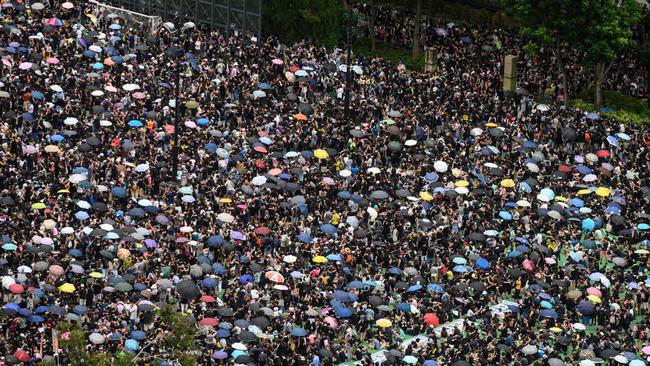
[176, 280, 200, 299]
[0, 196, 15, 205]
[251, 316, 270, 328]
[239, 331, 257, 343]
[217, 307, 234, 316]
[562, 127, 577, 141]
[298, 102, 313, 115]
[87, 137, 101, 146]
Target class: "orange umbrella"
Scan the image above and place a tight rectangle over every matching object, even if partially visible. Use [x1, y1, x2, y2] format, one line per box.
[423, 313, 439, 327]
[293, 113, 308, 121]
[200, 295, 216, 303]
[265, 271, 285, 283]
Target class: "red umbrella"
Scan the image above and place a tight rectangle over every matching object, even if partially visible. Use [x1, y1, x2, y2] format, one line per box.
[198, 318, 218, 327]
[423, 313, 439, 327]
[597, 149, 610, 158]
[9, 284, 24, 294]
[14, 350, 31, 362]
[254, 159, 266, 169]
[289, 65, 300, 73]
[265, 271, 285, 283]
[255, 227, 271, 235]
[558, 165, 571, 173]
[199, 295, 216, 303]
[253, 146, 267, 153]
[323, 316, 339, 329]
[164, 124, 175, 134]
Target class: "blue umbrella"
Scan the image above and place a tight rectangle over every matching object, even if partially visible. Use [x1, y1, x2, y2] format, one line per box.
[337, 191, 351, 199]
[197, 118, 209, 126]
[130, 330, 146, 340]
[92, 62, 104, 70]
[73, 305, 88, 314]
[539, 309, 558, 319]
[128, 208, 145, 217]
[297, 232, 312, 243]
[326, 254, 341, 261]
[423, 360, 438, 366]
[638, 223, 649, 230]
[334, 307, 352, 318]
[28, 315, 44, 323]
[69, 248, 83, 257]
[212, 263, 226, 275]
[128, 120, 143, 127]
[74, 211, 89, 220]
[407, 284, 422, 292]
[82, 50, 95, 58]
[111, 186, 127, 198]
[569, 198, 584, 207]
[452, 257, 467, 265]
[35, 306, 49, 314]
[397, 302, 411, 312]
[607, 135, 618, 146]
[50, 134, 64, 142]
[108, 333, 124, 341]
[607, 205, 621, 215]
[427, 284, 445, 294]
[109, 24, 122, 30]
[476, 258, 490, 270]
[523, 140, 537, 149]
[507, 250, 522, 258]
[388, 267, 402, 275]
[452, 265, 469, 273]
[258, 82, 272, 90]
[320, 224, 336, 235]
[290, 327, 307, 336]
[240, 274, 254, 284]
[201, 278, 217, 288]
[424, 172, 439, 182]
[125, 339, 139, 350]
[19, 308, 32, 317]
[569, 251, 582, 262]
[582, 218, 595, 231]
[111, 55, 124, 64]
[2, 243, 17, 251]
[216, 329, 230, 338]
[577, 300, 595, 315]
[586, 112, 599, 120]
[540, 300, 553, 309]
[499, 211, 512, 220]
[207, 235, 224, 246]
[600, 107, 614, 113]
[30, 91, 45, 100]
[333, 290, 358, 302]
[346, 281, 365, 289]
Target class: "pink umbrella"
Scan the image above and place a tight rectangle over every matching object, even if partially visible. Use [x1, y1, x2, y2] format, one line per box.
[23, 145, 38, 154]
[544, 257, 556, 265]
[164, 125, 175, 134]
[586, 287, 602, 297]
[18, 62, 33, 70]
[184, 121, 197, 129]
[132, 92, 146, 99]
[323, 316, 339, 329]
[46, 57, 59, 64]
[268, 168, 282, 176]
[49, 264, 64, 276]
[2, 59, 13, 68]
[45, 18, 63, 26]
[522, 259, 535, 272]
[642, 345, 650, 355]
[271, 58, 283, 65]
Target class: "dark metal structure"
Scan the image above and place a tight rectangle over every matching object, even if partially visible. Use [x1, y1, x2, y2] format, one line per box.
[103, 0, 262, 37]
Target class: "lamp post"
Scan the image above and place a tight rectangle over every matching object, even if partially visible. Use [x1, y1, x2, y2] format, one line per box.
[344, 7, 353, 119]
[166, 42, 182, 182]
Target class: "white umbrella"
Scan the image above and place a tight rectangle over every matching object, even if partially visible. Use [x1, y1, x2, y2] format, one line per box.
[50, 85, 63, 93]
[470, 127, 483, 136]
[433, 160, 448, 173]
[89, 333, 104, 344]
[68, 174, 87, 183]
[339, 169, 351, 177]
[64, 117, 78, 125]
[600, 276, 611, 288]
[251, 176, 267, 186]
[367, 207, 378, 220]
[352, 65, 363, 75]
[283, 255, 297, 263]
[99, 224, 114, 231]
[252, 90, 266, 98]
[134, 163, 150, 172]
[138, 199, 153, 207]
[217, 213, 234, 223]
[536, 104, 550, 112]
[91, 90, 104, 97]
[583, 174, 597, 182]
[484, 162, 499, 168]
[547, 210, 562, 220]
[2, 276, 16, 289]
[89, 45, 102, 53]
[61, 227, 75, 234]
[516, 200, 531, 207]
[526, 163, 540, 172]
[99, 120, 112, 127]
[77, 200, 91, 210]
[367, 167, 381, 174]
[404, 139, 417, 146]
[122, 83, 140, 91]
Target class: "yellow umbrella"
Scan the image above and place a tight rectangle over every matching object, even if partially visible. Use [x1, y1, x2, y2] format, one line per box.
[44, 145, 60, 153]
[219, 198, 232, 203]
[577, 189, 592, 195]
[587, 295, 602, 304]
[57, 189, 70, 194]
[376, 318, 392, 328]
[549, 327, 563, 333]
[31, 202, 46, 209]
[635, 249, 649, 255]
[595, 187, 611, 197]
[58, 283, 76, 293]
[313, 149, 329, 160]
[500, 179, 515, 188]
[454, 180, 469, 187]
[485, 122, 498, 127]
[419, 192, 433, 201]
[89, 272, 103, 279]
[312, 256, 328, 263]
[554, 196, 567, 202]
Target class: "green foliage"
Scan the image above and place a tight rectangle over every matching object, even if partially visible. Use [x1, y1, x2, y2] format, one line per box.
[353, 37, 425, 70]
[262, 0, 347, 48]
[572, 0, 642, 67]
[572, 89, 650, 124]
[155, 305, 199, 366]
[502, 0, 575, 52]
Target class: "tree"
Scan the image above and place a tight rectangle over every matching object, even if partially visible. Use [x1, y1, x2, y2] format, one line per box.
[262, 0, 347, 47]
[370, 0, 377, 51]
[503, 0, 577, 106]
[154, 305, 200, 366]
[573, 0, 642, 108]
[412, 0, 423, 59]
[638, 9, 650, 106]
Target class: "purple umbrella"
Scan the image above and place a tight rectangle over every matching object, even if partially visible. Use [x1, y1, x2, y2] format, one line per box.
[212, 351, 228, 359]
[230, 231, 245, 240]
[144, 239, 157, 248]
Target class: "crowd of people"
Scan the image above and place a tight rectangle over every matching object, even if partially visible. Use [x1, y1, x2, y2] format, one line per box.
[0, 1, 649, 365]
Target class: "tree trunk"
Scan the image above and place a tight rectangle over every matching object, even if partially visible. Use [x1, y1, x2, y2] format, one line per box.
[412, 0, 422, 59]
[594, 63, 605, 109]
[369, 0, 376, 52]
[554, 35, 570, 107]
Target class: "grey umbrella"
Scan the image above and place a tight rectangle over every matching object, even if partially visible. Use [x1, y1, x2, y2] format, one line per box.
[115, 282, 133, 292]
[387, 110, 402, 118]
[217, 307, 234, 316]
[298, 102, 313, 115]
[156, 279, 173, 290]
[370, 191, 389, 200]
[189, 264, 203, 278]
